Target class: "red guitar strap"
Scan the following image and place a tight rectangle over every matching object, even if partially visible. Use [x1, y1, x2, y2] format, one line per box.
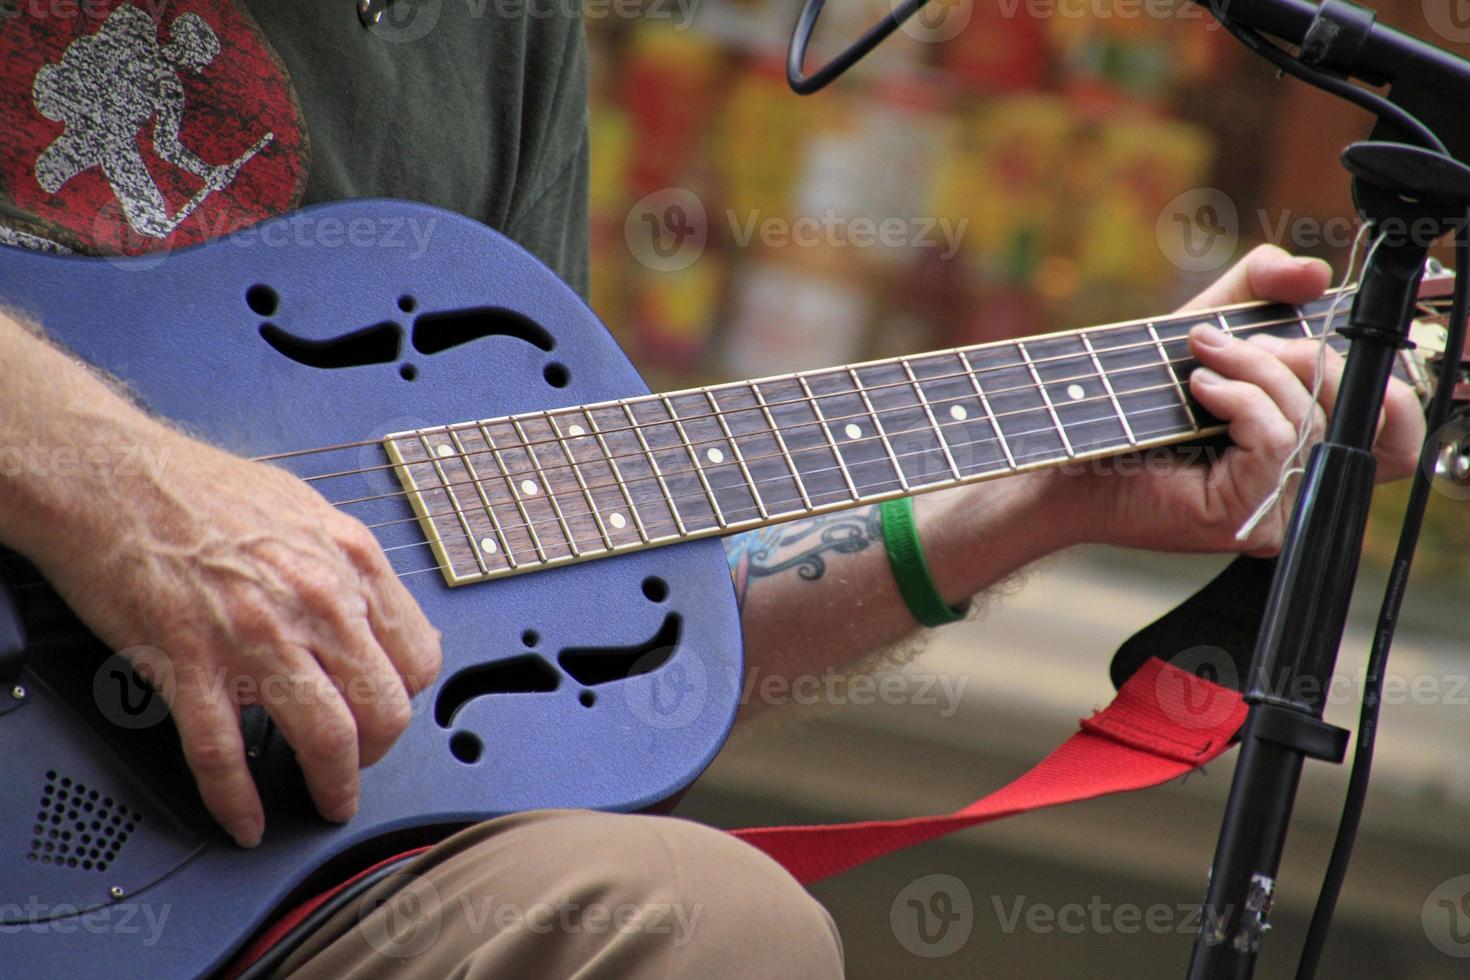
[729, 657, 1248, 885]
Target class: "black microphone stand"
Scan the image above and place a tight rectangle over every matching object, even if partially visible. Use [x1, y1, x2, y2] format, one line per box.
[1182, 3, 1470, 976]
[1189, 149, 1470, 978]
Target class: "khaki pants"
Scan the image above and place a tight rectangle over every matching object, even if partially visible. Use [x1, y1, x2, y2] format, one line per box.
[270, 809, 845, 979]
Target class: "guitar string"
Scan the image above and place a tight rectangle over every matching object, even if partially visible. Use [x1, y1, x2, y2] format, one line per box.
[292, 305, 1357, 489]
[249, 291, 1365, 472]
[0, 348, 1422, 593]
[359, 294, 1418, 568]
[369, 394, 1227, 563]
[376, 283, 1414, 555]
[0, 392, 1264, 596]
[4, 305, 1438, 592]
[317, 313, 1371, 522]
[151, 303, 1396, 547]
[350, 368, 1263, 540]
[293, 308, 1374, 532]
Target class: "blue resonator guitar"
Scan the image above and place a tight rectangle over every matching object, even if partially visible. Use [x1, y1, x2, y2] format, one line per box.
[0, 201, 1451, 978]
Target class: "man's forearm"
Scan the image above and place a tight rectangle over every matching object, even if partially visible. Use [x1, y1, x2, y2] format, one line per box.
[726, 471, 1079, 704]
[0, 313, 170, 563]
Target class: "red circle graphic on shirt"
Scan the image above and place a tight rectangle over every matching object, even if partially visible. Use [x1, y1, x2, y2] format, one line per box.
[0, 0, 308, 254]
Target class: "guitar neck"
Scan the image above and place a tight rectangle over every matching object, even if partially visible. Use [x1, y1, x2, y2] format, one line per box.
[386, 291, 1361, 587]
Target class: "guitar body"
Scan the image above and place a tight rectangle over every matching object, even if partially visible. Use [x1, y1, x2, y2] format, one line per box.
[0, 201, 743, 978]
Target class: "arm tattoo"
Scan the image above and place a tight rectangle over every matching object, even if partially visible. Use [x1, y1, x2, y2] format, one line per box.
[724, 507, 884, 609]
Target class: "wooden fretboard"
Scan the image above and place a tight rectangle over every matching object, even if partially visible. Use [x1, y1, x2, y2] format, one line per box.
[383, 290, 1410, 586]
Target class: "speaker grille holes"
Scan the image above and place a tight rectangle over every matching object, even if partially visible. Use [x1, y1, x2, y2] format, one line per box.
[399, 364, 417, 381]
[642, 577, 668, 603]
[543, 362, 570, 388]
[579, 691, 596, 708]
[30, 775, 137, 871]
[449, 731, 483, 764]
[521, 629, 539, 648]
[245, 284, 279, 317]
[398, 295, 416, 313]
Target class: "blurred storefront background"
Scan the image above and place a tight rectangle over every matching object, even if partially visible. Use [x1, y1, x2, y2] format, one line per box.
[583, 0, 1470, 975]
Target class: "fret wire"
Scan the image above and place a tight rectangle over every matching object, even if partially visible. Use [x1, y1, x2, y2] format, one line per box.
[1298, 310, 1315, 338]
[1016, 341, 1074, 458]
[384, 367, 1218, 539]
[957, 350, 1015, 470]
[388, 376, 1217, 543]
[621, 401, 689, 536]
[796, 373, 861, 501]
[845, 366, 910, 491]
[1080, 331, 1136, 446]
[479, 422, 549, 563]
[704, 388, 769, 520]
[899, 358, 962, 480]
[583, 409, 652, 544]
[752, 382, 814, 510]
[380, 393, 1237, 580]
[444, 427, 513, 569]
[662, 395, 728, 529]
[325, 300, 1355, 495]
[415, 430, 490, 576]
[546, 412, 615, 553]
[1145, 321, 1199, 429]
[365, 301, 1383, 528]
[266, 293, 1361, 474]
[510, 417, 581, 558]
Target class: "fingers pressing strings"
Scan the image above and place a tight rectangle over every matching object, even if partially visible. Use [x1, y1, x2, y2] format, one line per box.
[1234, 222, 1374, 542]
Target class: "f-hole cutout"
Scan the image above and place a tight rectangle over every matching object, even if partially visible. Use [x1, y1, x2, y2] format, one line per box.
[434, 654, 560, 728]
[557, 615, 682, 687]
[259, 321, 401, 369]
[411, 308, 555, 356]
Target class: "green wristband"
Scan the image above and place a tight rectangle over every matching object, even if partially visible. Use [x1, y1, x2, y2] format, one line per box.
[879, 497, 969, 628]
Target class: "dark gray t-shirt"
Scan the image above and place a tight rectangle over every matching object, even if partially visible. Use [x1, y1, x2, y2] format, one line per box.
[0, 0, 590, 295]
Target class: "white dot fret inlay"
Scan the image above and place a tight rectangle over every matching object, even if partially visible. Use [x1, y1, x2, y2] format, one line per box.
[567, 424, 585, 436]
[1066, 384, 1085, 401]
[435, 444, 453, 458]
[949, 404, 968, 421]
[479, 537, 498, 554]
[844, 423, 862, 439]
[707, 448, 724, 464]
[521, 480, 538, 495]
[610, 513, 627, 529]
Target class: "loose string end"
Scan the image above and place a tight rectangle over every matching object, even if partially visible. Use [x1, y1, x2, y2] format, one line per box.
[1230, 223, 1373, 544]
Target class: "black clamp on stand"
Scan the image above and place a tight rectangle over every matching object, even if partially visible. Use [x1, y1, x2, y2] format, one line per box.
[1299, 0, 1380, 81]
[1186, 141, 1470, 979]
